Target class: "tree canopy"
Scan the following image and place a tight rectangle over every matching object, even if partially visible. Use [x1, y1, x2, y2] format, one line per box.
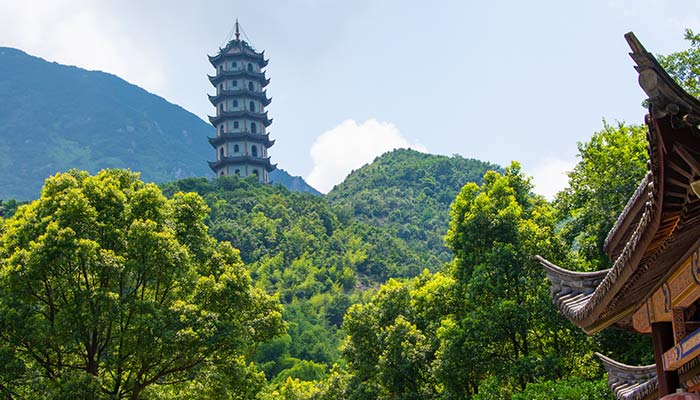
[658, 29, 700, 98]
[554, 121, 648, 271]
[0, 169, 284, 399]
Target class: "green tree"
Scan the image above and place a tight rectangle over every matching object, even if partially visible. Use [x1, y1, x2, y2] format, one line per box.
[342, 274, 451, 399]
[658, 29, 700, 97]
[440, 163, 585, 396]
[0, 170, 284, 399]
[555, 122, 648, 271]
[511, 377, 612, 400]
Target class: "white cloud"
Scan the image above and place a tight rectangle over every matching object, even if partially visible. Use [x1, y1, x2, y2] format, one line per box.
[0, 1, 166, 94]
[528, 158, 577, 200]
[306, 119, 426, 193]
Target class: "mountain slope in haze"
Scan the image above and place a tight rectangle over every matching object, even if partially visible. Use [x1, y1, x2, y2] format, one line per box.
[327, 149, 501, 265]
[270, 168, 321, 195]
[0, 47, 319, 199]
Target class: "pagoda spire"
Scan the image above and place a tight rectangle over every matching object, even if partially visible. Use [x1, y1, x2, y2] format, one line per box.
[235, 19, 240, 40]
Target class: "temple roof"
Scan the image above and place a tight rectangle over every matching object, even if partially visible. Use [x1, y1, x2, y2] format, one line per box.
[535, 256, 609, 319]
[538, 32, 700, 333]
[596, 353, 658, 400]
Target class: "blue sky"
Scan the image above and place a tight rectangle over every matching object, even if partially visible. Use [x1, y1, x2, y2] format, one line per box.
[1, 0, 699, 195]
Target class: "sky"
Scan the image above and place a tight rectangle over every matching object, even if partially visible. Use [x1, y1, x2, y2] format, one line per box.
[1, 0, 699, 197]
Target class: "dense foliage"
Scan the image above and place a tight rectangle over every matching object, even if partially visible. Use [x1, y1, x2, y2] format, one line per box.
[327, 149, 500, 267]
[0, 170, 284, 399]
[338, 164, 603, 399]
[554, 121, 648, 271]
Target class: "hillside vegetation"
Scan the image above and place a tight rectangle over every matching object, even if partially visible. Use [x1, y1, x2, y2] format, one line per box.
[159, 150, 498, 385]
[328, 149, 500, 266]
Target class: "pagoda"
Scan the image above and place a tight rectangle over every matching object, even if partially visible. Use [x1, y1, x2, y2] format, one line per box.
[207, 20, 276, 182]
[539, 33, 700, 400]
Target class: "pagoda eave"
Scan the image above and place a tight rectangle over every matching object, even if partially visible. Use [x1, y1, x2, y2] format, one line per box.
[208, 49, 270, 68]
[208, 132, 275, 148]
[208, 156, 276, 172]
[208, 71, 269, 86]
[208, 90, 271, 106]
[208, 112, 272, 127]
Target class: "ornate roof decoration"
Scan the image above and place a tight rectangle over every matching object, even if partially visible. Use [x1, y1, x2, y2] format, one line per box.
[537, 32, 700, 333]
[596, 353, 658, 400]
[535, 256, 609, 317]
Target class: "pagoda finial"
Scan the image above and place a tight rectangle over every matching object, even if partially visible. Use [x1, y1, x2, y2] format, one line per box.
[235, 19, 240, 40]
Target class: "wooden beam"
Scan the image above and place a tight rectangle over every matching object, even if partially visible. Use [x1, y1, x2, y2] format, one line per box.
[663, 327, 700, 371]
[674, 145, 700, 175]
[669, 160, 693, 180]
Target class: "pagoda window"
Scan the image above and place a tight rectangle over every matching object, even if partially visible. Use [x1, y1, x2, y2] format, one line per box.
[234, 144, 240, 153]
[248, 81, 254, 91]
[251, 122, 257, 133]
[219, 65, 223, 73]
[233, 100, 239, 108]
[249, 101, 255, 112]
[247, 63, 253, 72]
[219, 83, 223, 93]
[234, 169, 240, 176]
[219, 125, 224, 134]
[252, 145, 258, 157]
[252, 169, 259, 177]
[219, 147, 224, 160]
[234, 121, 239, 129]
[220, 171, 225, 176]
[219, 104, 223, 114]
[232, 80, 238, 87]
[231, 62, 237, 69]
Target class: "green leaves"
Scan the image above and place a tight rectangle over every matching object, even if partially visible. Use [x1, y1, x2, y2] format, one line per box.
[0, 169, 283, 398]
[555, 122, 648, 270]
[658, 29, 700, 98]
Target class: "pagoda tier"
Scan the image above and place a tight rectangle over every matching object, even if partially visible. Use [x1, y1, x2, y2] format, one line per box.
[208, 40, 268, 68]
[208, 70, 270, 87]
[208, 89, 271, 106]
[208, 111, 272, 127]
[208, 131, 275, 148]
[208, 155, 276, 172]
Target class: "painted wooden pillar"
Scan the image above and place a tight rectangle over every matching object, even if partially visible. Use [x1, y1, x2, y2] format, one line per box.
[654, 322, 681, 396]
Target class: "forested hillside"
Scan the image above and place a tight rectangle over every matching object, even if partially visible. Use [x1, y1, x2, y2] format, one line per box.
[328, 149, 500, 267]
[159, 171, 451, 385]
[0, 47, 317, 199]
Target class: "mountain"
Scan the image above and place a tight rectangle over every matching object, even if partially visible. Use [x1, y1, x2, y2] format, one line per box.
[0, 47, 318, 199]
[270, 168, 321, 195]
[327, 148, 501, 265]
